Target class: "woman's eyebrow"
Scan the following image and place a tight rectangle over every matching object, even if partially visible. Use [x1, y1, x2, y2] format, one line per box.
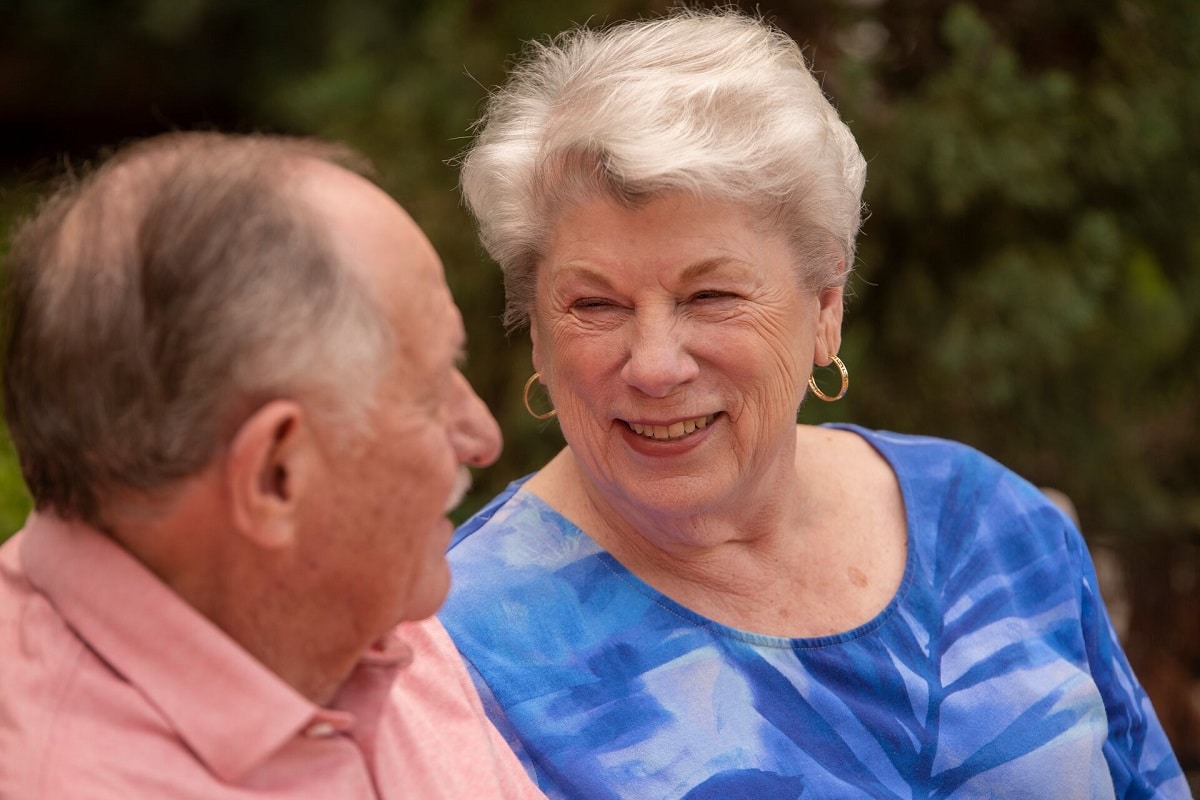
[553, 257, 751, 289]
[552, 265, 617, 290]
[678, 256, 751, 283]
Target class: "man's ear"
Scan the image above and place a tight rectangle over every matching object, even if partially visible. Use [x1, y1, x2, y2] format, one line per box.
[224, 400, 314, 549]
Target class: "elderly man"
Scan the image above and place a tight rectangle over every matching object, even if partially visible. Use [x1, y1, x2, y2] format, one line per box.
[0, 132, 542, 798]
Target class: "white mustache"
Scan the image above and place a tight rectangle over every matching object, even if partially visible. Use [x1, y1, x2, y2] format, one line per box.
[443, 467, 473, 514]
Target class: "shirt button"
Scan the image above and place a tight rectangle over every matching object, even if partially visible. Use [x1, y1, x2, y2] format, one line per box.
[305, 721, 336, 738]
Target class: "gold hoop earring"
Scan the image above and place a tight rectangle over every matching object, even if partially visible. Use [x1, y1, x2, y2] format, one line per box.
[807, 354, 849, 402]
[522, 372, 556, 420]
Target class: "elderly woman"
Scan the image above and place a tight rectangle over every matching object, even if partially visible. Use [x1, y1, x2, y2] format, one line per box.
[439, 9, 1186, 799]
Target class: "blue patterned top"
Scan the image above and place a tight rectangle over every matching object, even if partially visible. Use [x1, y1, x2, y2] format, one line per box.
[441, 425, 1187, 799]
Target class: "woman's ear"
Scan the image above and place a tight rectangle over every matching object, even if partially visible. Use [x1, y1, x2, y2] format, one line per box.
[529, 315, 545, 376]
[224, 400, 313, 549]
[814, 270, 846, 365]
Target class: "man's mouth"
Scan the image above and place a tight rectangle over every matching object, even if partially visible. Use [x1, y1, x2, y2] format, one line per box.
[626, 414, 717, 441]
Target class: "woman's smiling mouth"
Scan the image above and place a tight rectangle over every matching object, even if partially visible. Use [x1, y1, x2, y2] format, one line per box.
[626, 414, 717, 441]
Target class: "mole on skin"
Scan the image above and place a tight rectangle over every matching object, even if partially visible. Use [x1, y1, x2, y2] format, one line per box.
[848, 566, 868, 588]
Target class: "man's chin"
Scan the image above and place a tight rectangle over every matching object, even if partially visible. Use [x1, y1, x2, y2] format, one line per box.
[394, 574, 452, 626]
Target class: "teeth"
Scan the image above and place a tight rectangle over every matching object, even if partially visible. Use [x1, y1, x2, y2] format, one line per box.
[628, 415, 715, 441]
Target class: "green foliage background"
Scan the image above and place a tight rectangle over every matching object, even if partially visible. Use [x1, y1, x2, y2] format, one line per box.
[1, 0, 1197, 548]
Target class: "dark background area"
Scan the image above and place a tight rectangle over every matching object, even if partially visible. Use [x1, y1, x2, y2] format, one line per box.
[1, 0, 1196, 777]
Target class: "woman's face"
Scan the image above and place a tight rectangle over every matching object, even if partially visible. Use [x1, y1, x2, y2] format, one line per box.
[531, 192, 843, 521]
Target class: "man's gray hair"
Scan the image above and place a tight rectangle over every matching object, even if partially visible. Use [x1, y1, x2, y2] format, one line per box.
[2, 132, 393, 527]
[460, 7, 868, 332]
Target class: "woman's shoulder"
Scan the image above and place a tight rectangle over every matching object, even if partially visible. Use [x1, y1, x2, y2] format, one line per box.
[825, 423, 1038, 501]
[439, 474, 642, 707]
[445, 473, 610, 608]
[450, 476, 592, 559]
[448, 476, 532, 550]
[824, 423, 1080, 556]
[824, 422, 994, 468]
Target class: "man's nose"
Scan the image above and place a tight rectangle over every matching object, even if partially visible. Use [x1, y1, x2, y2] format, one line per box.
[449, 371, 502, 468]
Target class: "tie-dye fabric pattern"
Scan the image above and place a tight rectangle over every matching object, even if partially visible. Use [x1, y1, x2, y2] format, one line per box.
[441, 425, 1187, 799]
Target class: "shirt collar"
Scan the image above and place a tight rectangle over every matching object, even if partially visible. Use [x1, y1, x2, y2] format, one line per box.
[21, 513, 323, 782]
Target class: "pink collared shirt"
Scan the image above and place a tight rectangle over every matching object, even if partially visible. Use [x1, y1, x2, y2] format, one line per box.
[0, 513, 544, 799]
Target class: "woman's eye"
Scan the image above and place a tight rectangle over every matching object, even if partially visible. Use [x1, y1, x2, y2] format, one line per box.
[573, 297, 615, 310]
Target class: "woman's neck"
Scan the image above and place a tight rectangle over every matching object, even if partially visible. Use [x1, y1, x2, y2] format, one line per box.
[524, 426, 907, 638]
[526, 440, 816, 629]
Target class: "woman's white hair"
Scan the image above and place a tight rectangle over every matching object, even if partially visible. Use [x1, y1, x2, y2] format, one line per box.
[461, 7, 868, 331]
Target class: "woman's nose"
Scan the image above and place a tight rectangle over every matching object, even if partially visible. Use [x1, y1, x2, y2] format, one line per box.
[448, 371, 503, 467]
[619, 310, 699, 398]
